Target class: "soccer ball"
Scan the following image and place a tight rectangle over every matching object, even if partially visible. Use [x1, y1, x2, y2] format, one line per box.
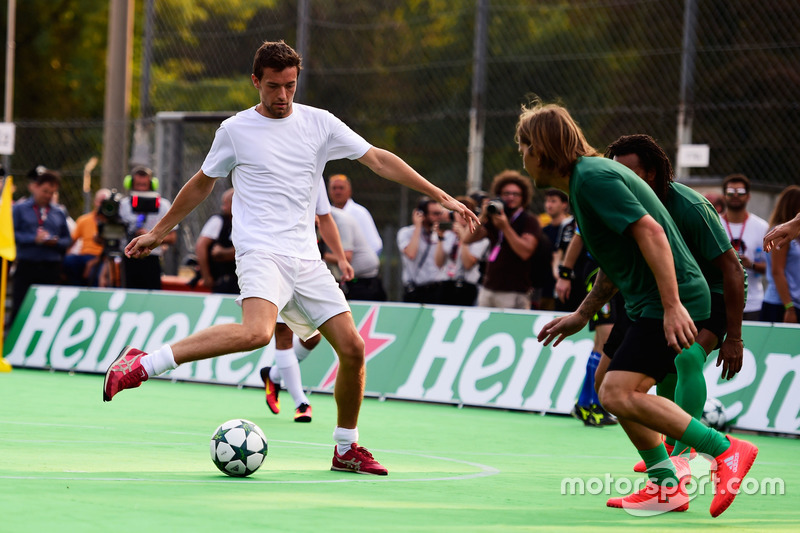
[210, 419, 268, 477]
[701, 398, 728, 431]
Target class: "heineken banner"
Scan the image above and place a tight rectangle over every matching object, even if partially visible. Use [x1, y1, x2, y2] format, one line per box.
[5, 285, 799, 435]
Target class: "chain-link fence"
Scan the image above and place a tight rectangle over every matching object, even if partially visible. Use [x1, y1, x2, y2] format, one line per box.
[9, 0, 800, 297]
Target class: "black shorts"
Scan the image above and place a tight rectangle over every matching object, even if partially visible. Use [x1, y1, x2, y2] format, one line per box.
[603, 303, 632, 359]
[697, 292, 727, 351]
[606, 317, 701, 383]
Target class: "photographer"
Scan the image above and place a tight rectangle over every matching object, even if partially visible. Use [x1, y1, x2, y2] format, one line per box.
[118, 166, 177, 289]
[435, 196, 489, 306]
[64, 188, 111, 286]
[397, 197, 448, 303]
[464, 170, 540, 309]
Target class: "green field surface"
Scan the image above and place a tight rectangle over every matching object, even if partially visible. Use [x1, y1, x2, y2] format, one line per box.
[1, 369, 797, 532]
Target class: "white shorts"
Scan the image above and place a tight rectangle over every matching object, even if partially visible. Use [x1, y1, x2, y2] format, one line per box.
[235, 250, 348, 340]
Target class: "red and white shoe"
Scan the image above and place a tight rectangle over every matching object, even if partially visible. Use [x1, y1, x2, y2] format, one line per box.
[633, 440, 697, 473]
[103, 346, 148, 402]
[259, 366, 280, 414]
[331, 444, 388, 476]
[709, 436, 758, 518]
[609, 456, 691, 514]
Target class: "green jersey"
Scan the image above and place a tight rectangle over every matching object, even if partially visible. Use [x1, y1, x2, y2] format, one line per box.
[665, 182, 733, 296]
[569, 156, 710, 321]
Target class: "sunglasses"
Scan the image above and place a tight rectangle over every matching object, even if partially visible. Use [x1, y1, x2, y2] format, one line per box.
[725, 187, 748, 196]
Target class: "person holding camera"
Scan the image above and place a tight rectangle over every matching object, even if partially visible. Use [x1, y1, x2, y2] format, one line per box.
[196, 187, 238, 294]
[118, 166, 177, 289]
[435, 196, 489, 306]
[464, 170, 540, 309]
[397, 197, 449, 303]
[11, 169, 73, 322]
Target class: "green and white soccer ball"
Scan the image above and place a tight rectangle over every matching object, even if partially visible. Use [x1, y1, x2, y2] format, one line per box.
[701, 397, 728, 431]
[210, 419, 268, 477]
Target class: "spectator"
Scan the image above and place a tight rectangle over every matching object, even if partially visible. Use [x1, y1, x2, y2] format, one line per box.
[434, 196, 489, 306]
[119, 166, 177, 289]
[328, 173, 383, 255]
[11, 169, 72, 321]
[465, 170, 539, 310]
[760, 185, 800, 323]
[196, 188, 237, 294]
[720, 173, 769, 320]
[64, 188, 110, 286]
[397, 197, 448, 303]
[541, 188, 575, 310]
[325, 206, 387, 301]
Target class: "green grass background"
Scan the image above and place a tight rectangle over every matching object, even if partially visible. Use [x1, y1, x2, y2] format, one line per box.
[0, 369, 797, 532]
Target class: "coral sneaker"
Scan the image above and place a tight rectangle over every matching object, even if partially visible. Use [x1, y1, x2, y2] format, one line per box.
[331, 444, 388, 475]
[633, 440, 697, 473]
[103, 346, 148, 402]
[259, 366, 280, 414]
[294, 403, 312, 423]
[709, 436, 758, 518]
[608, 456, 691, 514]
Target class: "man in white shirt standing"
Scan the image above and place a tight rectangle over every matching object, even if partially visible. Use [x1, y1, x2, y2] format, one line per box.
[328, 174, 383, 255]
[720, 173, 769, 320]
[102, 39, 478, 476]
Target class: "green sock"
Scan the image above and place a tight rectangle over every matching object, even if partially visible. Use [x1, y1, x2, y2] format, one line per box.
[680, 418, 731, 458]
[638, 444, 677, 486]
[672, 342, 708, 457]
[656, 374, 678, 447]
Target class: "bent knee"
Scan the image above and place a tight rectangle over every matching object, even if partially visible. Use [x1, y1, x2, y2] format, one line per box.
[243, 329, 273, 351]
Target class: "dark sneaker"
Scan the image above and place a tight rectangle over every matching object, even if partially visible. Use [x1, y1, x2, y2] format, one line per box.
[294, 403, 312, 423]
[331, 444, 388, 475]
[586, 404, 619, 427]
[570, 403, 592, 426]
[259, 366, 280, 414]
[103, 346, 148, 402]
[709, 436, 758, 518]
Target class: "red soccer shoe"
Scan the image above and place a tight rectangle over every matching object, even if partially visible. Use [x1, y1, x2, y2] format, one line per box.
[709, 436, 758, 518]
[259, 366, 280, 414]
[331, 444, 388, 476]
[103, 346, 149, 402]
[609, 456, 691, 514]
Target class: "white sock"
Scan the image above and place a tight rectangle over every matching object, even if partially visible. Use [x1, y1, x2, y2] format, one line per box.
[275, 348, 309, 408]
[140, 345, 177, 377]
[293, 335, 313, 362]
[269, 366, 281, 384]
[334, 426, 359, 455]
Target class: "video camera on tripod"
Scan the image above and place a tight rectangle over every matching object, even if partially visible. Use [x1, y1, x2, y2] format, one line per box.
[97, 189, 161, 255]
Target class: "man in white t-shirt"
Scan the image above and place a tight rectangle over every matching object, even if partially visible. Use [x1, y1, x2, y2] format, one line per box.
[720, 173, 769, 320]
[328, 174, 383, 255]
[102, 40, 478, 476]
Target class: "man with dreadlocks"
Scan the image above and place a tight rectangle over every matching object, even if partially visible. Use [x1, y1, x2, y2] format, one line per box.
[600, 134, 746, 471]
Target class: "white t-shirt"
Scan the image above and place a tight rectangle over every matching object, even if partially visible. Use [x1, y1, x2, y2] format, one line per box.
[330, 207, 380, 278]
[342, 198, 383, 255]
[201, 104, 371, 260]
[719, 212, 770, 313]
[397, 225, 446, 286]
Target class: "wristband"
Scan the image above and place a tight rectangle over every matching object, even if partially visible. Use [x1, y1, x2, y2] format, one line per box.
[558, 265, 574, 280]
[785, 302, 795, 310]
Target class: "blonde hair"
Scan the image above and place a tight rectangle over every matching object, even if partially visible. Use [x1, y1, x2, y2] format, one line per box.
[515, 101, 600, 177]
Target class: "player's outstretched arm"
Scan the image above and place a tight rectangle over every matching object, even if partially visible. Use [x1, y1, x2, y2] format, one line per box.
[126, 171, 216, 259]
[628, 215, 697, 352]
[764, 213, 800, 252]
[358, 147, 480, 231]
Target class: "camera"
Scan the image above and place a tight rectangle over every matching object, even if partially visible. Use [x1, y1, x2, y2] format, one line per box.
[97, 190, 127, 255]
[486, 199, 506, 215]
[439, 211, 455, 231]
[131, 191, 161, 214]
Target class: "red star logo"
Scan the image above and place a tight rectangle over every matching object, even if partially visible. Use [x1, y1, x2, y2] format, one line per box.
[319, 306, 395, 390]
